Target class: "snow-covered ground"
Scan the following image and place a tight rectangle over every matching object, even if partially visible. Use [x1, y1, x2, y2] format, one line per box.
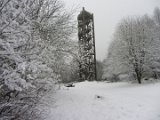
[42, 81, 160, 120]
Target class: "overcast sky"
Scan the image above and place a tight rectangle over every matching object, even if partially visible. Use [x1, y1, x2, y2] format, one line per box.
[64, 0, 160, 61]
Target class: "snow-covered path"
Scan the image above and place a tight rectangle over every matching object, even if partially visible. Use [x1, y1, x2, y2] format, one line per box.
[44, 81, 160, 120]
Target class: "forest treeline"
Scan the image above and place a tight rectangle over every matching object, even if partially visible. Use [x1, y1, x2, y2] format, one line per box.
[102, 7, 160, 84]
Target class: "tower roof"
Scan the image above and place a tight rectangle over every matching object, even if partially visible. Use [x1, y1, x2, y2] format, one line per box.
[78, 7, 93, 20]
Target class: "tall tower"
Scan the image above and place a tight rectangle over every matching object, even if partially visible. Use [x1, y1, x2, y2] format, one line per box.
[78, 7, 97, 81]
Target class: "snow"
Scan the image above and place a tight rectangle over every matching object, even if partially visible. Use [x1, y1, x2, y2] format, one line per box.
[42, 81, 160, 120]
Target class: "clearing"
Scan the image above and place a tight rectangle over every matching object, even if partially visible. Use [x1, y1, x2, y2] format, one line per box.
[41, 81, 160, 120]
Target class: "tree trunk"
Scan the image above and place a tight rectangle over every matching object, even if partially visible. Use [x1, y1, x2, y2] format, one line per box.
[137, 75, 141, 84]
[135, 68, 142, 84]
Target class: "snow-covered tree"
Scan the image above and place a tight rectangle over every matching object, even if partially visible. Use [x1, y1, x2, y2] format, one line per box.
[103, 10, 160, 83]
[0, 0, 76, 119]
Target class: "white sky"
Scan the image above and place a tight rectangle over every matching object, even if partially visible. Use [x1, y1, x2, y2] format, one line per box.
[64, 0, 160, 61]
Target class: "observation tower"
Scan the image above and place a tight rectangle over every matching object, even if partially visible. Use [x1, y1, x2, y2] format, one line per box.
[78, 7, 97, 81]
